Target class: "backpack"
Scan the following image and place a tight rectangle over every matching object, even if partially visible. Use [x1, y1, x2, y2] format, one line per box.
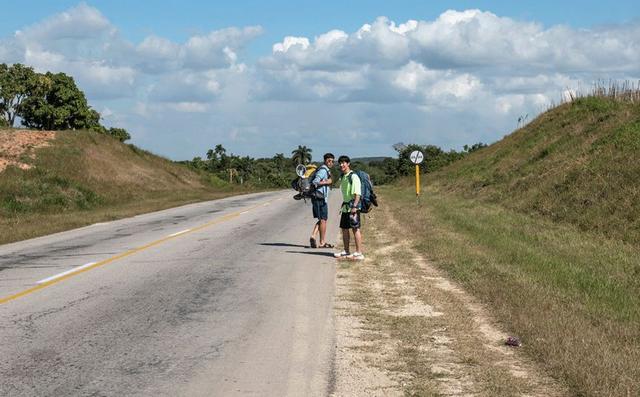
[291, 164, 328, 200]
[303, 164, 318, 179]
[348, 170, 378, 213]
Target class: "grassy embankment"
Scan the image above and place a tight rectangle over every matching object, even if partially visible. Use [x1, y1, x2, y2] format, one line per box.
[378, 94, 640, 396]
[0, 130, 250, 245]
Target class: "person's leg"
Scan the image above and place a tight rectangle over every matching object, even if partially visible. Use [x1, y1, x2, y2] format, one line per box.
[317, 201, 329, 245]
[337, 212, 351, 255]
[318, 219, 327, 245]
[353, 228, 363, 254]
[342, 228, 350, 253]
[310, 200, 321, 247]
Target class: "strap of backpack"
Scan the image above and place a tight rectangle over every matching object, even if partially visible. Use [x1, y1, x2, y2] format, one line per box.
[314, 164, 329, 178]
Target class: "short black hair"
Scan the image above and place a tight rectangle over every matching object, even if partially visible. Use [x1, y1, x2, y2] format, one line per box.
[338, 155, 350, 164]
[323, 153, 335, 161]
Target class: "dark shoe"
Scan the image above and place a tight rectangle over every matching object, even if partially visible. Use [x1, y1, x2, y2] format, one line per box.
[309, 237, 317, 248]
[293, 193, 304, 200]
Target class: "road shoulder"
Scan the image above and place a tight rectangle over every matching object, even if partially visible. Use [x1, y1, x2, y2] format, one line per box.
[330, 204, 569, 396]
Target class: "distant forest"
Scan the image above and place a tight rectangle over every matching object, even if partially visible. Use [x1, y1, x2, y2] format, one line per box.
[182, 142, 487, 189]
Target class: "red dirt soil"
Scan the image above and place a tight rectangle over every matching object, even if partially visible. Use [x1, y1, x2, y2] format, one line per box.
[0, 130, 56, 172]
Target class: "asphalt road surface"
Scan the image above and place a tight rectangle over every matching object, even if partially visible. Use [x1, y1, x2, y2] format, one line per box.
[0, 190, 341, 396]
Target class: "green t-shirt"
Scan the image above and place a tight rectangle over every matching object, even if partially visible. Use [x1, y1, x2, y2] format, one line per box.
[340, 171, 361, 213]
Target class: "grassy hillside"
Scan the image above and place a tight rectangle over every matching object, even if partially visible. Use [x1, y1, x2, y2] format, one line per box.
[378, 93, 640, 395]
[432, 96, 640, 243]
[0, 130, 247, 244]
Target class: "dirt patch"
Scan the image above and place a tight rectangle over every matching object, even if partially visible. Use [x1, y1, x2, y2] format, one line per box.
[331, 206, 570, 396]
[0, 130, 56, 172]
[331, 295, 403, 396]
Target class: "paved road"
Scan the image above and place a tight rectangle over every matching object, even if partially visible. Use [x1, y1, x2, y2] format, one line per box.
[0, 191, 341, 396]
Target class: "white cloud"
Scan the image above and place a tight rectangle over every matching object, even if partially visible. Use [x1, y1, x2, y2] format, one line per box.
[76, 63, 136, 98]
[168, 102, 209, 113]
[148, 70, 223, 103]
[15, 3, 113, 42]
[1, 6, 639, 159]
[316, 30, 348, 50]
[273, 36, 309, 53]
[429, 73, 482, 101]
[393, 61, 440, 93]
[181, 26, 262, 69]
[264, 9, 640, 75]
[1, 4, 264, 103]
[389, 19, 418, 35]
[137, 35, 179, 58]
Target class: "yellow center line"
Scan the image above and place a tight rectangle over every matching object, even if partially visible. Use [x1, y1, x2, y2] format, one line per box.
[0, 199, 274, 305]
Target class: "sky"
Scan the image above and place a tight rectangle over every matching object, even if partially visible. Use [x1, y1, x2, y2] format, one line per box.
[1, 1, 639, 161]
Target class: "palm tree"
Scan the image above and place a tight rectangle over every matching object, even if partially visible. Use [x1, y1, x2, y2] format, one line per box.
[291, 145, 312, 165]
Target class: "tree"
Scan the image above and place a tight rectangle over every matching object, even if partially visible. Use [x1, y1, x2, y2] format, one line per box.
[463, 142, 488, 153]
[20, 72, 101, 131]
[108, 127, 131, 142]
[395, 143, 427, 175]
[205, 144, 228, 171]
[272, 153, 286, 169]
[0, 63, 42, 127]
[395, 143, 465, 175]
[291, 145, 312, 165]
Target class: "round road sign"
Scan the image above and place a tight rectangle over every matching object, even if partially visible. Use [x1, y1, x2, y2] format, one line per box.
[295, 164, 306, 177]
[409, 150, 424, 164]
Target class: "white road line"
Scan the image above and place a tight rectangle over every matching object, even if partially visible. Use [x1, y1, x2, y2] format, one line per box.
[263, 203, 270, 206]
[240, 211, 249, 214]
[37, 262, 97, 284]
[168, 229, 191, 237]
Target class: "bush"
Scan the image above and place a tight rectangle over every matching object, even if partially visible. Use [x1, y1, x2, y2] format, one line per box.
[108, 127, 131, 142]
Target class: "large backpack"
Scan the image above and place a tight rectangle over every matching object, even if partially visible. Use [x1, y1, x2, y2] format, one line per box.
[348, 170, 378, 213]
[291, 164, 328, 200]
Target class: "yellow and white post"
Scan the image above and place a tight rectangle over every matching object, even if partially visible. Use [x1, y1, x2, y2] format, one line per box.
[409, 150, 424, 202]
[415, 164, 420, 197]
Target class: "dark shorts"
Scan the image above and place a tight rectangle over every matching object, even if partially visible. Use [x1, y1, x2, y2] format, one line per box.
[340, 211, 360, 229]
[312, 198, 328, 220]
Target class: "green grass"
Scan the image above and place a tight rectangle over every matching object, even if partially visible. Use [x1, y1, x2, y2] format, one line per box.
[381, 185, 640, 396]
[433, 97, 640, 244]
[373, 93, 640, 396]
[0, 130, 254, 244]
[1, 167, 103, 213]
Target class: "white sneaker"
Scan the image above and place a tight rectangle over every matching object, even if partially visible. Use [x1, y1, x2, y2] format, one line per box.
[348, 252, 365, 260]
[334, 251, 349, 258]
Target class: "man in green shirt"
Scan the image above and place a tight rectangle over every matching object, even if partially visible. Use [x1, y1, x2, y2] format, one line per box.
[334, 155, 364, 260]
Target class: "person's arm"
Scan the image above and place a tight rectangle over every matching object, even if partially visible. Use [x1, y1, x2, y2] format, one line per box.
[350, 174, 361, 213]
[314, 168, 331, 186]
[350, 194, 360, 213]
[320, 173, 332, 186]
[311, 168, 323, 187]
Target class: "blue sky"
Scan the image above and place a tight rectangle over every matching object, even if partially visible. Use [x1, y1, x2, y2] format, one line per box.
[4, 1, 639, 57]
[1, 1, 639, 160]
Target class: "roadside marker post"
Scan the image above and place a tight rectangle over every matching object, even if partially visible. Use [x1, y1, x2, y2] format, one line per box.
[409, 150, 424, 202]
[416, 164, 420, 195]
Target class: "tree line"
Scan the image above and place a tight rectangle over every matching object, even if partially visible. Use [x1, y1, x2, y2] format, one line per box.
[0, 63, 130, 142]
[184, 142, 487, 189]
